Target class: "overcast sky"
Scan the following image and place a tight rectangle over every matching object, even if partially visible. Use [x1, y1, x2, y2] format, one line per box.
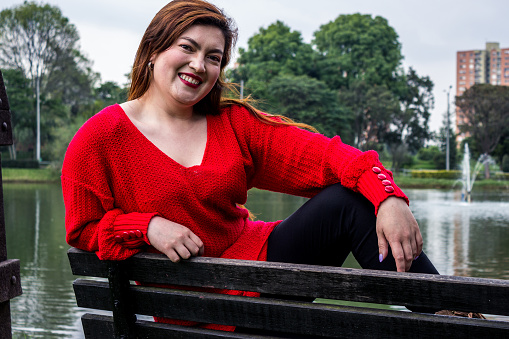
[2, 0, 508, 132]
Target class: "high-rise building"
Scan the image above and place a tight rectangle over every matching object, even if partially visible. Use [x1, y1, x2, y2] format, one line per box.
[455, 42, 509, 139]
[457, 42, 509, 96]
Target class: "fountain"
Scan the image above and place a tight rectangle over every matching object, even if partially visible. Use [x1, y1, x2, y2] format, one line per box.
[455, 143, 493, 202]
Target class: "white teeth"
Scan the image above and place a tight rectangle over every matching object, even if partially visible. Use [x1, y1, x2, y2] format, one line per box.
[179, 74, 200, 85]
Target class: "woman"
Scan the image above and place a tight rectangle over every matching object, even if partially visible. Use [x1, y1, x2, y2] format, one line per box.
[62, 0, 439, 331]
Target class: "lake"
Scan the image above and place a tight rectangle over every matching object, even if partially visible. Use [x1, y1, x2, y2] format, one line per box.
[5, 183, 509, 338]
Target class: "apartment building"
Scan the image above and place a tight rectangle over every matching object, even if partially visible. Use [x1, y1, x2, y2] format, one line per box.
[456, 42, 509, 138]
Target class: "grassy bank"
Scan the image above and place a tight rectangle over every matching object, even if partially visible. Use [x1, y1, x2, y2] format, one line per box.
[1, 168, 61, 183]
[2, 168, 508, 190]
[394, 175, 509, 190]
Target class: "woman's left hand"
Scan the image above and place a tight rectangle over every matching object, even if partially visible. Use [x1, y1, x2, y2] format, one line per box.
[376, 196, 423, 272]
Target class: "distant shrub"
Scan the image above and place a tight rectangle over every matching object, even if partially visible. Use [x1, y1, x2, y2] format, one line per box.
[1, 160, 40, 168]
[502, 154, 509, 173]
[410, 170, 461, 179]
[494, 172, 509, 180]
[418, 146, 441, 161]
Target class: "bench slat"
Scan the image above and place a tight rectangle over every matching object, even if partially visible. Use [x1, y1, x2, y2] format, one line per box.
[81, 314, 273, 339]
[68, 248, 509, 316]
[74, 279, 509, 338]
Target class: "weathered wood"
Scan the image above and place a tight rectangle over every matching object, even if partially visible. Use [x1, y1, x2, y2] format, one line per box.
[0, 70, 16, 339]
[0, 70, 13, 146]
[107, 261, 137, 339]
[68, 248, 509, 316]
[73, 279, 509, 339]
[0, 260, 21, 303]
[81, 314, 273, 339]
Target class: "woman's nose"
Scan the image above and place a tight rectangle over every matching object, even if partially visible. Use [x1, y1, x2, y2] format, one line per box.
[189, 56, 205, 73]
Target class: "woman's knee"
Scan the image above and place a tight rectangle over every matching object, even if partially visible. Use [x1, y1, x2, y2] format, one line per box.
[310, 183, 375, 217]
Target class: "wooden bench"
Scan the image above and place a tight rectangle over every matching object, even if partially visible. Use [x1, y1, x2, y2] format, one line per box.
[68, 247, 509, 338]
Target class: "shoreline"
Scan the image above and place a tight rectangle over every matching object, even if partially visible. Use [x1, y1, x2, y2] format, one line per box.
[2, 168, 508, 190]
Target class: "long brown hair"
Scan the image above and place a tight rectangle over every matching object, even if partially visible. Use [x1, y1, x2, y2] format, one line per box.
[129, 0, 316, 132]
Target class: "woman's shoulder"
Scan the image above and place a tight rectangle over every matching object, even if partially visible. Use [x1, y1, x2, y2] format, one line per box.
[219, 103, 258, 123]
[66, 104, 128, 157]
[74, 104, 126, 140]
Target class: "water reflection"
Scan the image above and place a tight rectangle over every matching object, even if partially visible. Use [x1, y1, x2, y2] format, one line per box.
[4, 184, 509, 338]
[407, 189, 509, 279]
[5, 184, 84, 339]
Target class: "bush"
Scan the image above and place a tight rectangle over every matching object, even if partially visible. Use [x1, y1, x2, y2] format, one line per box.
[418, 146, 441, 161]
[410, 170, 461, 179]
[502, 154, 509, 173]
[1, 159, 40, 168]
[494, 172, 509, 180]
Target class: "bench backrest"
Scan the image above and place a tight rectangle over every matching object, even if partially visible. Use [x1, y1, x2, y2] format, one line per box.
[68, 247, 509, 338]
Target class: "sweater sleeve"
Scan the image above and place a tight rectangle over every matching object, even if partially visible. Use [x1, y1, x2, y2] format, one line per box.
[61, 113, 157, 260]
[228, 106, 407, 214]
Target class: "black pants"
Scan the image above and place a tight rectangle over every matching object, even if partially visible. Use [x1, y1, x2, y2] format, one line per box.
[237, 184, 439, 336]
[267, 183, 438, 274]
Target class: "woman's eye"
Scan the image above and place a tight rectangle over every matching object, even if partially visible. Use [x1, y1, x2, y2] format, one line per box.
[180, 44, 192, 51]
[209, 55, 221, 63]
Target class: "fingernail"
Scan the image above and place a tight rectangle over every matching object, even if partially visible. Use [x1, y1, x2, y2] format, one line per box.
[414, 255, 419, 261]
[379, 254, 383, 262]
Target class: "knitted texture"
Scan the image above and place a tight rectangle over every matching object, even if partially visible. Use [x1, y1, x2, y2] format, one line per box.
[61, 104, 407, 330]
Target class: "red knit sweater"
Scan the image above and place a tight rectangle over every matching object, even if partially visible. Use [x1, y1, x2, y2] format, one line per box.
[62, 104, 407, 329]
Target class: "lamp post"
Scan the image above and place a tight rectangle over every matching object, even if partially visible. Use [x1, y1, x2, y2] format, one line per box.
[445, 85, 452, 171]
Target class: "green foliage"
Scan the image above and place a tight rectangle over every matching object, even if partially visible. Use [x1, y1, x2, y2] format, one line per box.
[267, 74, 350, 138]
[231, 15, 435, 156]
[312, 13, 433, 153]
[410, 170, 461, 179]
[0, 1, 80, 86]
[230, 21, 317, 102]
[456, 84, 509, 156]
[313, 13, 402, 89]
[338, 80, 400, 148]
[418, 146, 441, 161]
[502, 155, 509, 173]
[393, 68, 434, 152]
[492, 130, 509, 166]
[1, 167, 60, 182]
[1, 68, 34, 158]
[46, 114, 88, 162]
[0, 1, 104, 162]
[1, 159, 39, 168]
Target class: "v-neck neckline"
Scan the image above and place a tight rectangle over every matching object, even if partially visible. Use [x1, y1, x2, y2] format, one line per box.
[116, 104, 210, 169]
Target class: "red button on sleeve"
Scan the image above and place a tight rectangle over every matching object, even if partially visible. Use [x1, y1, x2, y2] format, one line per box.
[372, 167, 382, 174]
[385, 186, 395, 193]
[377, 174, 387, 180]
[122, 232, 131, 241]
[382, 180, 392, 186]
[115, 236, 123, 243]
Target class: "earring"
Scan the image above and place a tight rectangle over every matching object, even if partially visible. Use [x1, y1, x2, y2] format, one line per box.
[148, 61, 154, 70]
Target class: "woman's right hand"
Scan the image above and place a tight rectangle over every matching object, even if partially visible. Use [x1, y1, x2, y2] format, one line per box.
[147, 216, 204, 262]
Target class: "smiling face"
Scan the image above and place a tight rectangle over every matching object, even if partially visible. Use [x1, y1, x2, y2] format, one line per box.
[147, 24, 226, 113]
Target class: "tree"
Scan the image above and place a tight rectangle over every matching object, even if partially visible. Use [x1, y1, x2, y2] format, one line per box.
[313, 13, 402, 90]
[337, 80, 400, 149]
[267, 74, 351, 139]
[492, 128, 509, 168]
[0, 1, 82, 160]
[394, 68, 434, 153]
[313, 14, 433, 156]
[229, 21, 318, 106]
[1, 68, 34, 159]
[44, 48, 99, 116]
[456, 84, 509, 178]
